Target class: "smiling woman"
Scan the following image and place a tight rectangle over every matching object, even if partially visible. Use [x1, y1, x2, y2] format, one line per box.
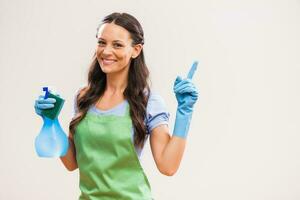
[34, 12, 199, 200]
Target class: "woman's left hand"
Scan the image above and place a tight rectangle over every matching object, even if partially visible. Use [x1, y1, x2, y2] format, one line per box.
[173, 61, 199, 138]
[174, 61, 199, 116]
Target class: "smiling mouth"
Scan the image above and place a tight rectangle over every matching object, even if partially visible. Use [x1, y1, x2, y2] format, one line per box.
[101, 58, 117, 65]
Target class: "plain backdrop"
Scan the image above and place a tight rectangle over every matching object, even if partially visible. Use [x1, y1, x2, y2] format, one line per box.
[1, 0, 300, 199]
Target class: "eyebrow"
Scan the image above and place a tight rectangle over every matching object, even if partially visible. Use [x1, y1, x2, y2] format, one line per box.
[98, 38, 124, 43]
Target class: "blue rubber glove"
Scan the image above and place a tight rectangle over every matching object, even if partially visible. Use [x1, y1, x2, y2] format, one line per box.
[34, 89, 58, 118]
[173, 61, 199, 138]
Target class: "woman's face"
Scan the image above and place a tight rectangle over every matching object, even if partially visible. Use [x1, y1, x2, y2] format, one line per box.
[96, 22, 142, 75]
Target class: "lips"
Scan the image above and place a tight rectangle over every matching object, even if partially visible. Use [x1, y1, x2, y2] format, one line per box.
[102, 58, 117, 65]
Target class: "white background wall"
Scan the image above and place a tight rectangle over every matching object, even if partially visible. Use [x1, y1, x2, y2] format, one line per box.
[1, 0, 300, 199]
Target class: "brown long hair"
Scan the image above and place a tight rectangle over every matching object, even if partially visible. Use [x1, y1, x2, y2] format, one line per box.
[69, 12, 150, 148]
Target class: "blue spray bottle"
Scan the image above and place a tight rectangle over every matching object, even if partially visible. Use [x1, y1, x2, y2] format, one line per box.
[35, 87, 69, 157]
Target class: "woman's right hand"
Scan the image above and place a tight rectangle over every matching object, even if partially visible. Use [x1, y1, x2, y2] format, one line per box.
[34, 95, 56, 117]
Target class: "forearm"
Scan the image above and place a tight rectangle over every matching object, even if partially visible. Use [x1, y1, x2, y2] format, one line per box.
[60, 137, 78, 171]
[159, 135, 186, 176]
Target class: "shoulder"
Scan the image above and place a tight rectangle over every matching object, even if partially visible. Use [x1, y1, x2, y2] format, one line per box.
[73, 85, 88, 116]
[146, 91, 167, 111]
[76, 86, 88, 99]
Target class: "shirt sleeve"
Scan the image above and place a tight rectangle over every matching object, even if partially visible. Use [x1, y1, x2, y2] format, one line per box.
[146, 92, 170, 134]
[73, 87, 84, 117]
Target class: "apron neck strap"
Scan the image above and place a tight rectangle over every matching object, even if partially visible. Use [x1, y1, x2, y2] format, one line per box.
[125, 102, 130, 116]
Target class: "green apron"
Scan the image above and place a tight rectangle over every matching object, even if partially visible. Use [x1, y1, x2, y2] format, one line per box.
[74, 104, 152, 200]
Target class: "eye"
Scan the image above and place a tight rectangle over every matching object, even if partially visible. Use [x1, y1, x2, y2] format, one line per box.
[113, 43, 123, 48]
[97, 40, 105, 46]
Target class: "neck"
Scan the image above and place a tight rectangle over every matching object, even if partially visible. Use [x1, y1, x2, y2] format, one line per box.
[105, 68, 129, 95]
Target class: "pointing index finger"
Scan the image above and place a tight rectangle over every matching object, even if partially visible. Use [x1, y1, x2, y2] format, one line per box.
[187, 61, 198, 80]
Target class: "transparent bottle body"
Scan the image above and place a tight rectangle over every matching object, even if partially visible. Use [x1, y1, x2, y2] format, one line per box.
[35, 117, 69, 157]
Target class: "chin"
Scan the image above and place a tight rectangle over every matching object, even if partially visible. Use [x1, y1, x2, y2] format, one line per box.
[100, 66, 118, 74]
[100, 67, 111, 74]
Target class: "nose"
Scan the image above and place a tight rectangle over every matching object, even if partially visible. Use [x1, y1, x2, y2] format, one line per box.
[102, 44, 114, 55]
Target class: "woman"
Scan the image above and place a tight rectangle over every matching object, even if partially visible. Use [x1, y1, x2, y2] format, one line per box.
[34, 12, 198, 200]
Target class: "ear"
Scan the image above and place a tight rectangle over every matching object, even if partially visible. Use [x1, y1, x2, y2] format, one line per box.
[131, 44, 143, 59]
